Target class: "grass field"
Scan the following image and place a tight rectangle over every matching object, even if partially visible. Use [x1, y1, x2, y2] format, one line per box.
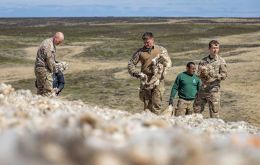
[1, 17, 260, 127]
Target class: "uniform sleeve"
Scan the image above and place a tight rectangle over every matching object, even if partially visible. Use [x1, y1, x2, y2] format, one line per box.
[44, 47, 56, 73]
[170, 75, 180, 99]
[128, 50, 141, 78]
[158, 46, 172, 69]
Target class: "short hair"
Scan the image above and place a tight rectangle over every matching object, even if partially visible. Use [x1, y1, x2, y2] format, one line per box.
[209, 40, 219, 48]
[186, 62, 195, 68]
[142, 32, 154, 40]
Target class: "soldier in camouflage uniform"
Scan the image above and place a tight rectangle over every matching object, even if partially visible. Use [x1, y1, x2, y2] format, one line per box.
[193, 40, 227, 118]
[34, 32, 64, 97]
[128, 32, 172, 114]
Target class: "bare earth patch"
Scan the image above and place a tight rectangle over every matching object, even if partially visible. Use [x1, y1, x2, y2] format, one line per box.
[1, 41, 126, 83]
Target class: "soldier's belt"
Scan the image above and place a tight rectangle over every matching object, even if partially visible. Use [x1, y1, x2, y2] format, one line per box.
[179, 97, 195, 101]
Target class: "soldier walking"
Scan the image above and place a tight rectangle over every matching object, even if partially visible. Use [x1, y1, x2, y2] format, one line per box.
[193, 40, 227, 118]
[128, 32, 172, 114]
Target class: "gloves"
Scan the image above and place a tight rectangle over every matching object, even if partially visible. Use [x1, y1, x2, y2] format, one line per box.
[132, 72, 140, 78]
[138, 73, 147, 82]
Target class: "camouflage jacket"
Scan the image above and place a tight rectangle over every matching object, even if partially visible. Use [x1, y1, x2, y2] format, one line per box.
[198, 55, 227, 89]
[128, 45, 172, 80]
[35, 38, 56, 73]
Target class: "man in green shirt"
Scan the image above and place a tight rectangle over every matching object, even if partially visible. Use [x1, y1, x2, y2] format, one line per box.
[169, 62, 201, 116]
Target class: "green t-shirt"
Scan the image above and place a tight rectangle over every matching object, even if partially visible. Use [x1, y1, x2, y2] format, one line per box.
[170, 72, 201, 100]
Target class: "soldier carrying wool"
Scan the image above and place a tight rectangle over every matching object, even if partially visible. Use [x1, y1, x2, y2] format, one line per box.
[128, 32, 172, 114]
[34, 32, 65, 97]
[193, 40, 228, 118]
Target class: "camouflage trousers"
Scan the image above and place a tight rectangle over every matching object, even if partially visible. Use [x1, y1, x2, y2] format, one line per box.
[139, 81, 164, 114]
[174, 99, 194, 116]
[35, 67, 54, 97]
[193, 90, 221, 118]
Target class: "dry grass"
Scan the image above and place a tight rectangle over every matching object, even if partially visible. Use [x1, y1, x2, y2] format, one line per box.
[221, 47, 260, 126]
[1, 18, 260, 127]
[113, 32, 260, 127]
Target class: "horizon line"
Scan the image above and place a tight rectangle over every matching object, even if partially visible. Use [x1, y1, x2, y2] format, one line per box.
[0, 16, 260, 19]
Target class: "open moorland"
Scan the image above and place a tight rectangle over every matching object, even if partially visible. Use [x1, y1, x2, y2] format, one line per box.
[0, 17, 259, 126]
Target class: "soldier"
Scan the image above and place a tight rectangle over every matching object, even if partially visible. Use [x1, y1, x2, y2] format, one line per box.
[34, 32, 64, 97]
[193, 40, 227, 118]
[128, 32, 172, 114]
[169, 62, 201, 116]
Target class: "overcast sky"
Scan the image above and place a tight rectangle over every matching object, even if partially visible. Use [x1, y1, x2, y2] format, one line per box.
[0, 0, 259, 17]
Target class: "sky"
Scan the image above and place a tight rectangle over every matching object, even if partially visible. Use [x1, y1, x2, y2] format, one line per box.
[0, 0, 259, 17]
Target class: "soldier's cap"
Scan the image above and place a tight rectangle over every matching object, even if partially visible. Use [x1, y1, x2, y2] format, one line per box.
[142, 32, 154, 40]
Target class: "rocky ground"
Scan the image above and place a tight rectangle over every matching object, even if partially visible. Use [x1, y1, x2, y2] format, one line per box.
[0, 83, 259, 165]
